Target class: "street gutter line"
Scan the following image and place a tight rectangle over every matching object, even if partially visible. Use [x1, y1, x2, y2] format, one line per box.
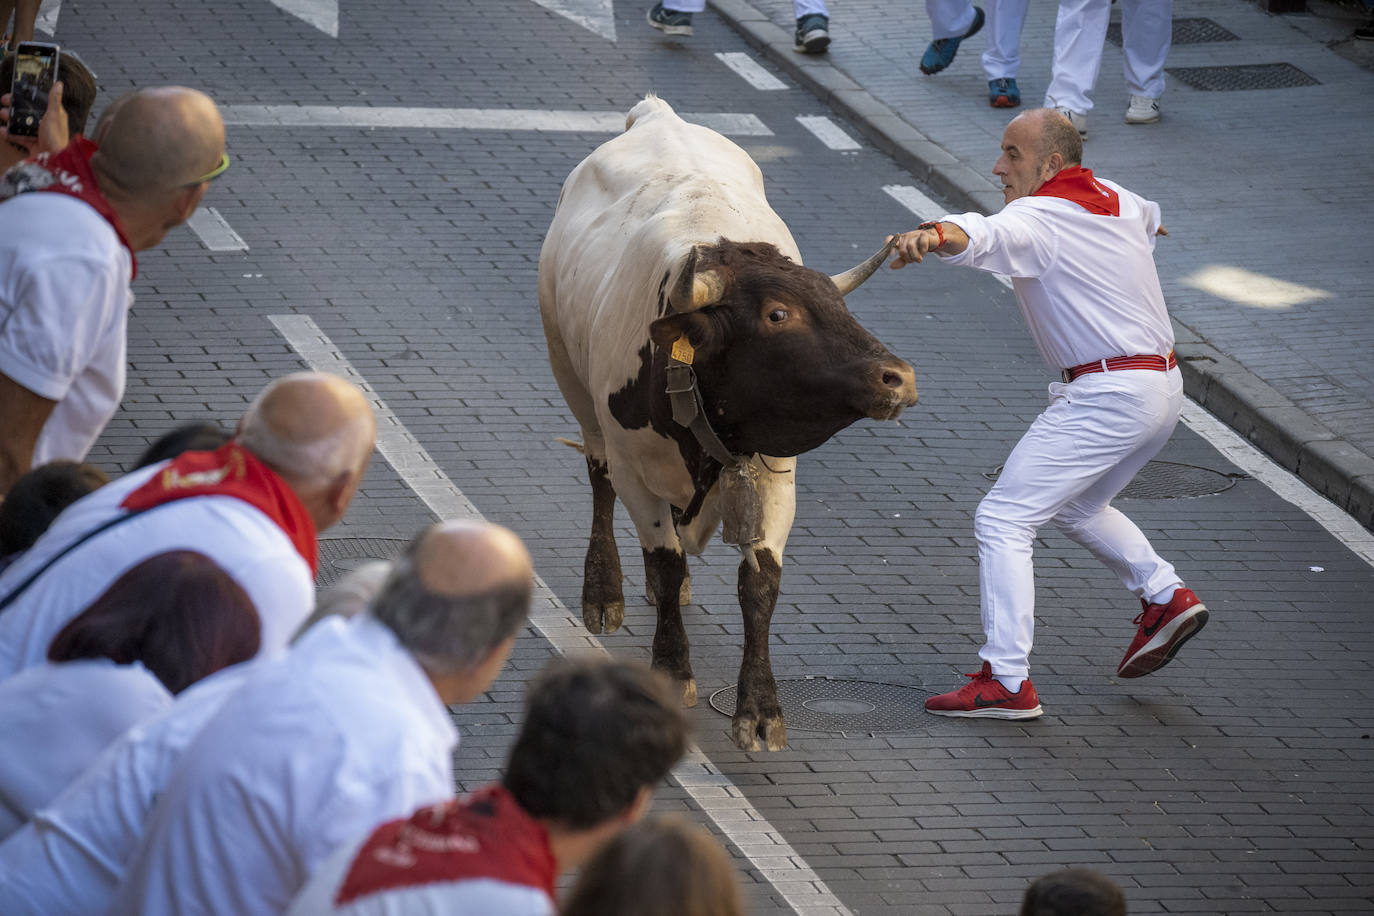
[270, 314, 855, 916]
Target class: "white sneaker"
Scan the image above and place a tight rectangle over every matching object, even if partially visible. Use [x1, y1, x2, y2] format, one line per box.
[1125, 95, 1161, 124]
[1052, 106, 1087, 137]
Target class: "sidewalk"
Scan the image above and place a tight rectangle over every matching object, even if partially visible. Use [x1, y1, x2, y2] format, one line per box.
[708, 0, 1374, 529]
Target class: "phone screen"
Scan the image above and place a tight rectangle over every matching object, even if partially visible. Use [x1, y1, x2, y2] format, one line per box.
[9, 42, 60, 139]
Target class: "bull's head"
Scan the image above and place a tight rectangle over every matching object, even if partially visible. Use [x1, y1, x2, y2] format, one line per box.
[649, 240, 918, 458]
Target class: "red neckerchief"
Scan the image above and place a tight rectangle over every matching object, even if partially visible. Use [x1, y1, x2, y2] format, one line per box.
[1031, 166, 1120, 217]
[121, 442, 318, 575]
[336, 785, 556, 906]
[26, 136, 138, 277]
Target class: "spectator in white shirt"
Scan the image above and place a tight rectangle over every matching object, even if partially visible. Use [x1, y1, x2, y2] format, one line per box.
[113, 519, 535, 916]
[0, 549, 258, 841]
[889, 108, 1206, 719]
[0, 371, 377, 679]
[288, 656, 690, 916]
[0, 561, 391, 916]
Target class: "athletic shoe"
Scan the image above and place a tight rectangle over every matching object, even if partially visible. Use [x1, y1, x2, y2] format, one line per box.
[647, 3, 693, 36]
[1052, 105, 1088, 137]
[794, 14, 830, 54]
[1117, 587, 1208, 678]
[988, 77, 1020, 108]
[925, 662, 1043, 719]
[919, 6, 984, 75]
[1125, 94, 1162, 124]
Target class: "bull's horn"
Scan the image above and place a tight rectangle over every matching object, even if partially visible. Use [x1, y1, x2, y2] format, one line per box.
[829, 236, 898, 296]
[668, 247, 728, 312]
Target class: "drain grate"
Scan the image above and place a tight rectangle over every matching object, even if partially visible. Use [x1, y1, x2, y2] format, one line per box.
[1166, 63, 1319, 91]
[1107, 17, 1238, 47]
[315, 537, 409, 588]
[709, 676, 932, 735]
[1118, 461, 1242, 500]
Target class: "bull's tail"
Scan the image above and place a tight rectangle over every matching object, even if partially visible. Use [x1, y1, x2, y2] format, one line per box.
[625, 94, 674, 132]
[556, 437, 586, 454]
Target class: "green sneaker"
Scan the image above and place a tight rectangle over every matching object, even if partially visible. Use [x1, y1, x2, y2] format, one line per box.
[647, 3, 693, 36]
[794, 14, 830, 54]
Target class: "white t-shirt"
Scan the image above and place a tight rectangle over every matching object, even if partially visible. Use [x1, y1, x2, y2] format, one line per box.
[0, 192, 134, 464]
[112, 615, 460, 916]
[0, 661, 256, 916]
[0, 461, 315, 679]
[938, 176, 1174, 373]
[0, 660, 170, 841]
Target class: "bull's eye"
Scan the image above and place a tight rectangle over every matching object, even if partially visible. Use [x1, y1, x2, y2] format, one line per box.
[767, 307, 789, 323]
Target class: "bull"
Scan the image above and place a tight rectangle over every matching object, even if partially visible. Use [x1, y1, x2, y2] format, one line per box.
[538, 96, 918, 751]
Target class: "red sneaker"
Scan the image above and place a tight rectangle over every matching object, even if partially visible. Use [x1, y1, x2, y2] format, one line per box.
[1117, 587, 1208, 678]
[925, 662, 1043, 719]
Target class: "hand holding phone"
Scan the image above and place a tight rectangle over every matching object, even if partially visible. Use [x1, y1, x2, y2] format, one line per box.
[3, 80, 69, 158]
[8, 42, 60, 139]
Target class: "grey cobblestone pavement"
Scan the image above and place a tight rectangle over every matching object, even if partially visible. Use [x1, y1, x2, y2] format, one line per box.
[715, 0, 1374, 529]
[35, 0, 1374, 913]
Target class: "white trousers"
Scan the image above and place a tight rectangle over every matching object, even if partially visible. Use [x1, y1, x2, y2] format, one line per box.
[669, 0, 828, 15]
[1044, 0, 1173, 114]
[975, 368, 1184, 679]
[925, 0, 1030, 79]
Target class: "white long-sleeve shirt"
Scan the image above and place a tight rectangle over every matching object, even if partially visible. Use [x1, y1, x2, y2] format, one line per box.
[111, 616, 459, 916]
[938, 177, 1174, 373]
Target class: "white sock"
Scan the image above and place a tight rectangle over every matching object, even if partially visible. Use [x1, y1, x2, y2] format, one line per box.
[1148, 584, 1182, 607]
[995, 674, 1024, 693]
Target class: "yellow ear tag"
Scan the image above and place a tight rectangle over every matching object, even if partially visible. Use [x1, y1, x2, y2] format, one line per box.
[671, 335, 695, 365]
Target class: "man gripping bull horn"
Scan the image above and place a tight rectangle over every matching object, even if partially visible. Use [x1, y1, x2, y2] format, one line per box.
[888, 107, 1208, 720]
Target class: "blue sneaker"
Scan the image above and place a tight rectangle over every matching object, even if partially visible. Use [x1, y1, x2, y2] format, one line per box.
[919, 6, 984, 75]
[647, 3, 693, 36]
[794, 14, 830, 54]
[988, 77, 1020, 108]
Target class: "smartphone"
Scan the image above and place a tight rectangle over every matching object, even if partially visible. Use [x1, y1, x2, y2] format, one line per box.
[8, 41, 60, 139]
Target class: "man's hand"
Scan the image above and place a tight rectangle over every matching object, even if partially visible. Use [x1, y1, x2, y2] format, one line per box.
[1156, 224, 1169, 237]
[1, 81, 70, 159]
[886, 227, 942, 268]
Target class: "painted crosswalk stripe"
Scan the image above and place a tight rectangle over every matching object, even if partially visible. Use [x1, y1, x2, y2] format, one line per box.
[715, 52, 788, 91]
[796, 114, 860, 151]
[221, 105, 772, 136]
[186, 207, 248, 252]
[883, 184, 1013, 289]
[271, 313, 854, 916]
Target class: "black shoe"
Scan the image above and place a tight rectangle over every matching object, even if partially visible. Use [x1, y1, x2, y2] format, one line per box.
[647, 3, 693, 36]
[794, 14, 830, 54]
[1355, 22, 1374, 41]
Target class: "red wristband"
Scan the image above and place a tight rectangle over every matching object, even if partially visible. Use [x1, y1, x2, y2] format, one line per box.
[919, 220, 945, 249]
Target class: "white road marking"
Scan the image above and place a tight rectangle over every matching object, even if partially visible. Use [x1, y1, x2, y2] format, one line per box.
[797, 115, 860, 151]
[186, 207, 248, 252]
[715, 52, 788, 91]
[221, 105, 772, 136]
[883, 184, 1013, 288]
[271, 314, 854, 916]
[266, 0, 338, 37]
[881, 188, 1372, 563]
[35, 0, 60, 34]
[528, 0, 615, 41]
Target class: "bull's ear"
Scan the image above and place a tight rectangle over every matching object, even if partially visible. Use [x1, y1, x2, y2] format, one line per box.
[650, 312, 722, 362]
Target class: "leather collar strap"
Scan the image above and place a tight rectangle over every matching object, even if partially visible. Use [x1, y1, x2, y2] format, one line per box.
[665, 360, 740, 468]
[1062, 351, 1176, 383]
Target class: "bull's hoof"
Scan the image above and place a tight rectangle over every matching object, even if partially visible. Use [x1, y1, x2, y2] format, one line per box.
[582, 600, 625, 634]
[731, 713, 787, 752]
[645, 575, 691, 607]
[676, 676, 698, 708]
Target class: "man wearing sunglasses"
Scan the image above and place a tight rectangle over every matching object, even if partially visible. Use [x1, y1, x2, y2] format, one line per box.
[0, 86, 227, 496]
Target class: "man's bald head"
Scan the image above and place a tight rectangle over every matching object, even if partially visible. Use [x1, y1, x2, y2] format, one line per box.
[92, 87, 225, 199]
[372, 521, 535, 676]
[237, 372, 376, 503]
[1019, 108, 1083, 169]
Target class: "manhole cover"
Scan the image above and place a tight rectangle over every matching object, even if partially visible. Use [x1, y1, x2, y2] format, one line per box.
[709, 677, 932, 735]
[1107, 17, 1237, 46]
[1118, 461, 1241, 500]
[315, 537, 409, 588]
[1166, 63, 1319, 91]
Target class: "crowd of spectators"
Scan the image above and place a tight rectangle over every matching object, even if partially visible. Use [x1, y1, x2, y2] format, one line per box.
[0, 36, 1132, 916]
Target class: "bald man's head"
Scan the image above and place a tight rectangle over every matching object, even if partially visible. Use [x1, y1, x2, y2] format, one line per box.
[92, 87, 226, 199]
[372, 521, 535, 676]
[237, 372, 376, 513]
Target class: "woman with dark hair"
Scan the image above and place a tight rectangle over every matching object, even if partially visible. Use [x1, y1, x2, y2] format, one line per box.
[0, 550, 259, 839]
